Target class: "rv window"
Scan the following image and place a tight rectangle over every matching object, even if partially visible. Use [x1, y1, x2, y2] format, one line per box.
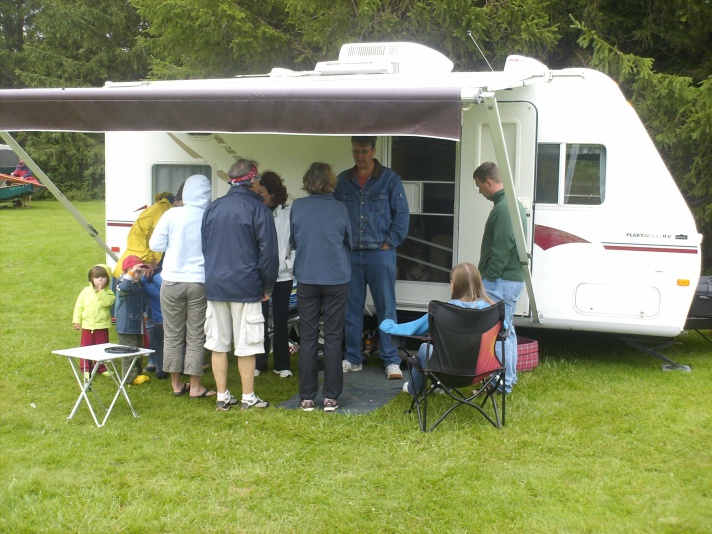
[152, 164, 212, 200]
[535, 143, 606, 205]
[535, 144, 560, 203]
[391, 136, 456, 283]
[565, 144, 606, 205]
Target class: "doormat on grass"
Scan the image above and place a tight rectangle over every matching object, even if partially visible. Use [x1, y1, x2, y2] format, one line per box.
[278, 364, 404, 415]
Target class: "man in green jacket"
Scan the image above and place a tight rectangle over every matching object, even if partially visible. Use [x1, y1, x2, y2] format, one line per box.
[474, 162, 527, 394]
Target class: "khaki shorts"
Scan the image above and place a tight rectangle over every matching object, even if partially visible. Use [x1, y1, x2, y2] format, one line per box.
[204, 300, 265, 356]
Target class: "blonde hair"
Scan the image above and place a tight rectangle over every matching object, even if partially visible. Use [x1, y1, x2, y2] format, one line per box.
[450, 263, 493, 304]
[302, 162, 336, 194]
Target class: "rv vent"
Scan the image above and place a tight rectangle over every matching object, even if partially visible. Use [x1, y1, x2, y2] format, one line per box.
[503, 55, 550, 79]
[314, 42, 454, 75]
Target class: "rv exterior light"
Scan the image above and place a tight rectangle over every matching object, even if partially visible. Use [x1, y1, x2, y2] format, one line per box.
[677, 279, 691, 286]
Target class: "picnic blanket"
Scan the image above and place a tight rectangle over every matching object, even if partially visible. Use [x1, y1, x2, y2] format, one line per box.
[278, 363, 403, 415]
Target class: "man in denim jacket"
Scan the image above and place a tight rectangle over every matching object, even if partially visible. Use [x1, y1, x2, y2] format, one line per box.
[334, 136, 409, 379]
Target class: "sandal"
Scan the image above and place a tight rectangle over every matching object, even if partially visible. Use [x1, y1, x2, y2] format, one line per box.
[189, 388, 216, 399]
[172, 383, 190, 396]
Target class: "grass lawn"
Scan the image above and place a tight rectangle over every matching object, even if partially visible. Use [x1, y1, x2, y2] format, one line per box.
[1, 200, 710, 533]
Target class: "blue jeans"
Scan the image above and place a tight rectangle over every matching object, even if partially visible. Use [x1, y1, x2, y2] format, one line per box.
[404, 342, 431, 396]
[344, 248, 399, 367]
[483, 278, 524, 393]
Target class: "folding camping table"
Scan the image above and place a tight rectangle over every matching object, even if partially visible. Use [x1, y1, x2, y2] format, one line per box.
[52, 343, 154, 427]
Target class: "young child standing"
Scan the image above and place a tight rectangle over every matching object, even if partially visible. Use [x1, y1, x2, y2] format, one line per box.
[72, 264, 115, 379]
[116, 255, 149, 384]
[379, 262, 499, 396]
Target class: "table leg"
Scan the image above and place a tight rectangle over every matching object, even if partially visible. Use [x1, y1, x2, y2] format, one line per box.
[101, 356, 140, 426]
[66, 357, 102, 427]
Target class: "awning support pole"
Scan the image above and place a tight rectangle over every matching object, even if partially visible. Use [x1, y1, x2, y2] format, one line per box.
[481, 93, 541, 323]
[0, 131, 118, 262]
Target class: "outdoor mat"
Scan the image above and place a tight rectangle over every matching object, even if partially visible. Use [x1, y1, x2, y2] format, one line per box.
[278, 364, 404, 415]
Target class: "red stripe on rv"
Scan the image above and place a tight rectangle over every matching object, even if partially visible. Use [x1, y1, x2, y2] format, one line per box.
[533, 225, 590, 250]
[603, 245, 698, 254]
[107, 221, 133, 228]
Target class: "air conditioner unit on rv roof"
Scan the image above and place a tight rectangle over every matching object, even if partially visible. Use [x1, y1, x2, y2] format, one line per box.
[314, 42, 454, 75]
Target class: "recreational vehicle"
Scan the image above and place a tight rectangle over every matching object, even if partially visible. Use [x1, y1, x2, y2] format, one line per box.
[0, 42, 702, 343]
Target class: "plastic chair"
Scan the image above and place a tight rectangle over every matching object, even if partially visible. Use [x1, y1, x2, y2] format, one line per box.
[399, 300, 507, 431]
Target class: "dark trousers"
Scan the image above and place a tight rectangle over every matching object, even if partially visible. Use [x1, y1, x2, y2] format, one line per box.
[152, 323, 168, 379]
[256, 280, 294, 372]
[297, 282, 349, 401]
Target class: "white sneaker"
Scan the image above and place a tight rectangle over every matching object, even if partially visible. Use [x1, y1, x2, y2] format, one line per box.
[241, 395, 269, 410]
[273, 369, 293, 378]
[254, 369, 261, 377]
[385, 364, 402, 379]
[342, 360, 363, 373]
[402, 382, 410, 394]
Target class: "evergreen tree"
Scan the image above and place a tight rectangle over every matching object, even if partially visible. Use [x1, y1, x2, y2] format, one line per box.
[8, 0, 149, 200]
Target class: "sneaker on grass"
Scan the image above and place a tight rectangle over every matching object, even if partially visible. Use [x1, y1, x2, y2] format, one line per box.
[323, 398, 339, 412]
[300, 399, 315, 412]
[342, 360, 362, 373]
[216, 394, 239, 412]
[254, 369, 261, 377]
[241, 395, 269, 410]
[273, 369, 293, 378]
[385, 364, 402, 379]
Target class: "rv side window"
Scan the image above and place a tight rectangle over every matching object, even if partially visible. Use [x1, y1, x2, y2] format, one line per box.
[152, 164, 212, 199]
[535, 144, 606, 205]
[535, 144, 560, 203]
[565, 145, 606, 205]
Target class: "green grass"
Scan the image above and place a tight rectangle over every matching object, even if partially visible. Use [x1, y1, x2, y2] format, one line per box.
[1, 200, 711, 533]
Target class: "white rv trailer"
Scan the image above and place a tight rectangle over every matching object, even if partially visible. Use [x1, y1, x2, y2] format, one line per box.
[0, 42, 701, 341]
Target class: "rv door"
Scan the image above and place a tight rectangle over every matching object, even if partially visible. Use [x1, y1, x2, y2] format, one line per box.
[458, 97, 538, 322]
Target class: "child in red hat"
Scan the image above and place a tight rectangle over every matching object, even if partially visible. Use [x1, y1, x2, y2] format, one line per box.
[116, 255, 149, 384]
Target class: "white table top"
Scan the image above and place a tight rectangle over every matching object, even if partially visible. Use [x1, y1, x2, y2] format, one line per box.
[52, 343, 154, 362]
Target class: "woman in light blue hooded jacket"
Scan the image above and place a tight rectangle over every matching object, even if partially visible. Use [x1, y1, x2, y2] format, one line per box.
[150, 175, 215, 399]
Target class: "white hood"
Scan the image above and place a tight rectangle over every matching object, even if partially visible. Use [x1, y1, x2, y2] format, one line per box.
[182, 174, 211, 210]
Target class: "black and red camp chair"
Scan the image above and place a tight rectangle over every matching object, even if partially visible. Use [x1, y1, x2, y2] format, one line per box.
[399, 300, 507, 431]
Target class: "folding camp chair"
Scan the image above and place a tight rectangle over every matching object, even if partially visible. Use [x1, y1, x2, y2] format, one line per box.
[399, 300, 507, 431]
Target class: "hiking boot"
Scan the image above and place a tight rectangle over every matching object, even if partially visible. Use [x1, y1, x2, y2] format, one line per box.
[323, 398, 339, 412]
[385, 364, 402, 379]
[241, 395, 269, 410]
[342, 360, 362, 373]
[273, 369, 293, 378]
[300, 399, 315, 412]
[216, 394, 239, 412]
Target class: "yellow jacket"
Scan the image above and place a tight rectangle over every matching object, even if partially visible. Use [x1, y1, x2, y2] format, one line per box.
[72, 263, 115, 331]
[113, 198, 172, 278]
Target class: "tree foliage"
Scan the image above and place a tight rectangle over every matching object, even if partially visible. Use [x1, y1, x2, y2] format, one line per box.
[2, 0, 149, 200]
[130, 0, 291, 78]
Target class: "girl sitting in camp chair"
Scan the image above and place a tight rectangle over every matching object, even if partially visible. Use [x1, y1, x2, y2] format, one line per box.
[379, 262, 501, 397]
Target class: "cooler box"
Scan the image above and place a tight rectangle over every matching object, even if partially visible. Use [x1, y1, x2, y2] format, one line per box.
[516, 337, 539, 372]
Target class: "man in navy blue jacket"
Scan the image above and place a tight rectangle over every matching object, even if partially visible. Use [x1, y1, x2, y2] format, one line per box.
[202, 159, 279, 411]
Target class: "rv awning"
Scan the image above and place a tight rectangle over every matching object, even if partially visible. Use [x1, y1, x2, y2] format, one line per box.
[0, 85, 464, 140]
